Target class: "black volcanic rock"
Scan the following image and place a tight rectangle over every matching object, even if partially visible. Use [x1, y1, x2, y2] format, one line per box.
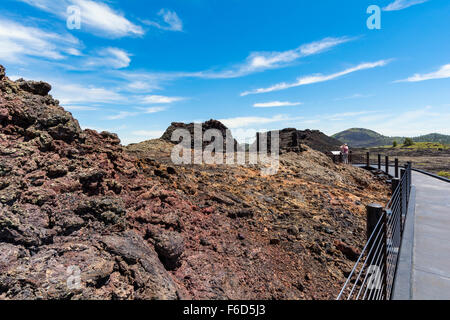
[15, 78, 52, 96]
[0, 65, 5, 80]
[257, 128, 342, 154]
[0, 65, 196, 300]
[161, 119, 238, 151]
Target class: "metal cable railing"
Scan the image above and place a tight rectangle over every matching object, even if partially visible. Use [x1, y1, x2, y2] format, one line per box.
[337, 162, 412, 300]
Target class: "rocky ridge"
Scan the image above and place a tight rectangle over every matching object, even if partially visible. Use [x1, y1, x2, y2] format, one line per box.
[0, 65, 196, 299]
[0, 65, 390, 300]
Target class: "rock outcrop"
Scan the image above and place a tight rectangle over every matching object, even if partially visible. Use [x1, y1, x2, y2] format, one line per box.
[1, 65, 390, 300]
[160, 119, 238, 151]
[127, 138, 391, 299]
[0, 65, 196, 299]
[256, 128, 343, 154]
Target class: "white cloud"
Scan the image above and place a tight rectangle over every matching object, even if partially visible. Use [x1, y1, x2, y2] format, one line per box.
[19, 0, 144, 38]
[107, 106, 167, 120]
[116, 36, 355, 89]
[383, 0, 429, 11]
[66, 48, 83, 56]
[52, 82, 124, 104]
[143, 9, 183, 32]
[84, 47, 131, 69]
[0, 18, 79, 62]
[241, 59, 391, 96]
[218, 114, 293, 129]
[64, 105, 98, 111]
[140, 106, 168, 113]
[324, 111, 376, 121]
[141, 95, 184, 104]
[369, 106, 450, 136]
[396, 64, 450, 82]
[106, 111, 139, 120]
[121, 130, 165, 145]
[334, 93, 374, 101]
[205, 37, 354, 78]
[127, 81, 158, 91]
[131, 130, 164, 137]
[253, 101, 302, 108]
[299, 37, 355, 56]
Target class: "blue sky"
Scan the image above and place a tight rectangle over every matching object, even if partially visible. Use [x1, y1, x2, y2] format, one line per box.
[1, 0, 449, 144]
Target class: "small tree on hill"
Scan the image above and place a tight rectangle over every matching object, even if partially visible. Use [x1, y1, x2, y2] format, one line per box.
[404, 138, 414, 146]
[393, 140, 398, 147]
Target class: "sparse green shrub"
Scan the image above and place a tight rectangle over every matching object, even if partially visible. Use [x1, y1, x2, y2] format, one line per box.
[437, 171, 450, 179]
[393, 140, 398, 147]
[403, 138, 414, 147]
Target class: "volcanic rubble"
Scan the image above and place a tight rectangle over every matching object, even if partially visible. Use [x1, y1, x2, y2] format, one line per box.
[0, 65, 390, 300]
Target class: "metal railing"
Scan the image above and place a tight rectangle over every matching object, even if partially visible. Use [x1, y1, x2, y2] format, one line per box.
[336, 162, 412, 300]
[331, 152, 403, 179]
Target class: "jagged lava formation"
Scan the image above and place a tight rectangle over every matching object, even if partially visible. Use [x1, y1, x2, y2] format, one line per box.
[0, 65, 196, 299]
[0, 65, 390, 299]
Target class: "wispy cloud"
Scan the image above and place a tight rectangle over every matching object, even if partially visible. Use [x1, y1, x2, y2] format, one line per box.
[138, 106, 168, 114]
[84, 47, 131, 69]
[106, 106, 167, 120]
[52, 82, 125, 105]
[253, 101, 302, 108]
[219, 114, 295, 129]
[203, 36, 355, 79]
[324, 111, 376, 121]
[127, 81, 159, 92]
[142, 9, 183, 32]
[0, 18, 80, 62]
[140, 95, 184, 104]
[118, 36, 355, 87]
[333, 93, 374, 101]
[369, 106, 450, 136]
[18, 0, 144, 38]
[64, 105, 98, 111]
[383, 0, 429, 11]
[106, 111, 139, 120]
[241, 59, 391, 96]
[395, 63, 450, 82]
[131, 130, 165, 137]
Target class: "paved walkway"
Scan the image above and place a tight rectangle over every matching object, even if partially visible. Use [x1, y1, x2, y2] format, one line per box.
[359, 164, 450, 299]
[411, 171, 450, 299]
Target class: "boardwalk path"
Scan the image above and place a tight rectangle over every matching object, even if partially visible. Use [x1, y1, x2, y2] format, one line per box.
[410, 171, 450, 299]
[359, 164, 450, 299]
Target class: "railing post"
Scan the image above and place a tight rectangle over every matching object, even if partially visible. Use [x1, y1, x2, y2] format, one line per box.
[256, 132, 260, 153]
[395, 158, 399, 178]
[366, 152, 370, 168]
[349, 151, 353, 164]
[366, 203, 383, 268]
[382, 209, 388, 300]
[400, 168, 407, 220]
[378, 154, 381, 170]
[392, 178, 402, 235]
[391, 178, 400, 194]
[385, 156, 389, 175]
[407, 161, 412, 201]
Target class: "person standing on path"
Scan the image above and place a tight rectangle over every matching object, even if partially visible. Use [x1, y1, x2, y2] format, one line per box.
[340, 143, 349, 164]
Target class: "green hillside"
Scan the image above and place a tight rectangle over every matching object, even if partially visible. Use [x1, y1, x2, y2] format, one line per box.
[332, 128, 450, 148]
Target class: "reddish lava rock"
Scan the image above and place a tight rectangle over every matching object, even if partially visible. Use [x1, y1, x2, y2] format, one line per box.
[0, 66, 197, 299]
[0, 66, 390, 300]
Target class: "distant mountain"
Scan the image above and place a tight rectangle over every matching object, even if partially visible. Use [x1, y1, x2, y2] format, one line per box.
[332, 128, 450, 148]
